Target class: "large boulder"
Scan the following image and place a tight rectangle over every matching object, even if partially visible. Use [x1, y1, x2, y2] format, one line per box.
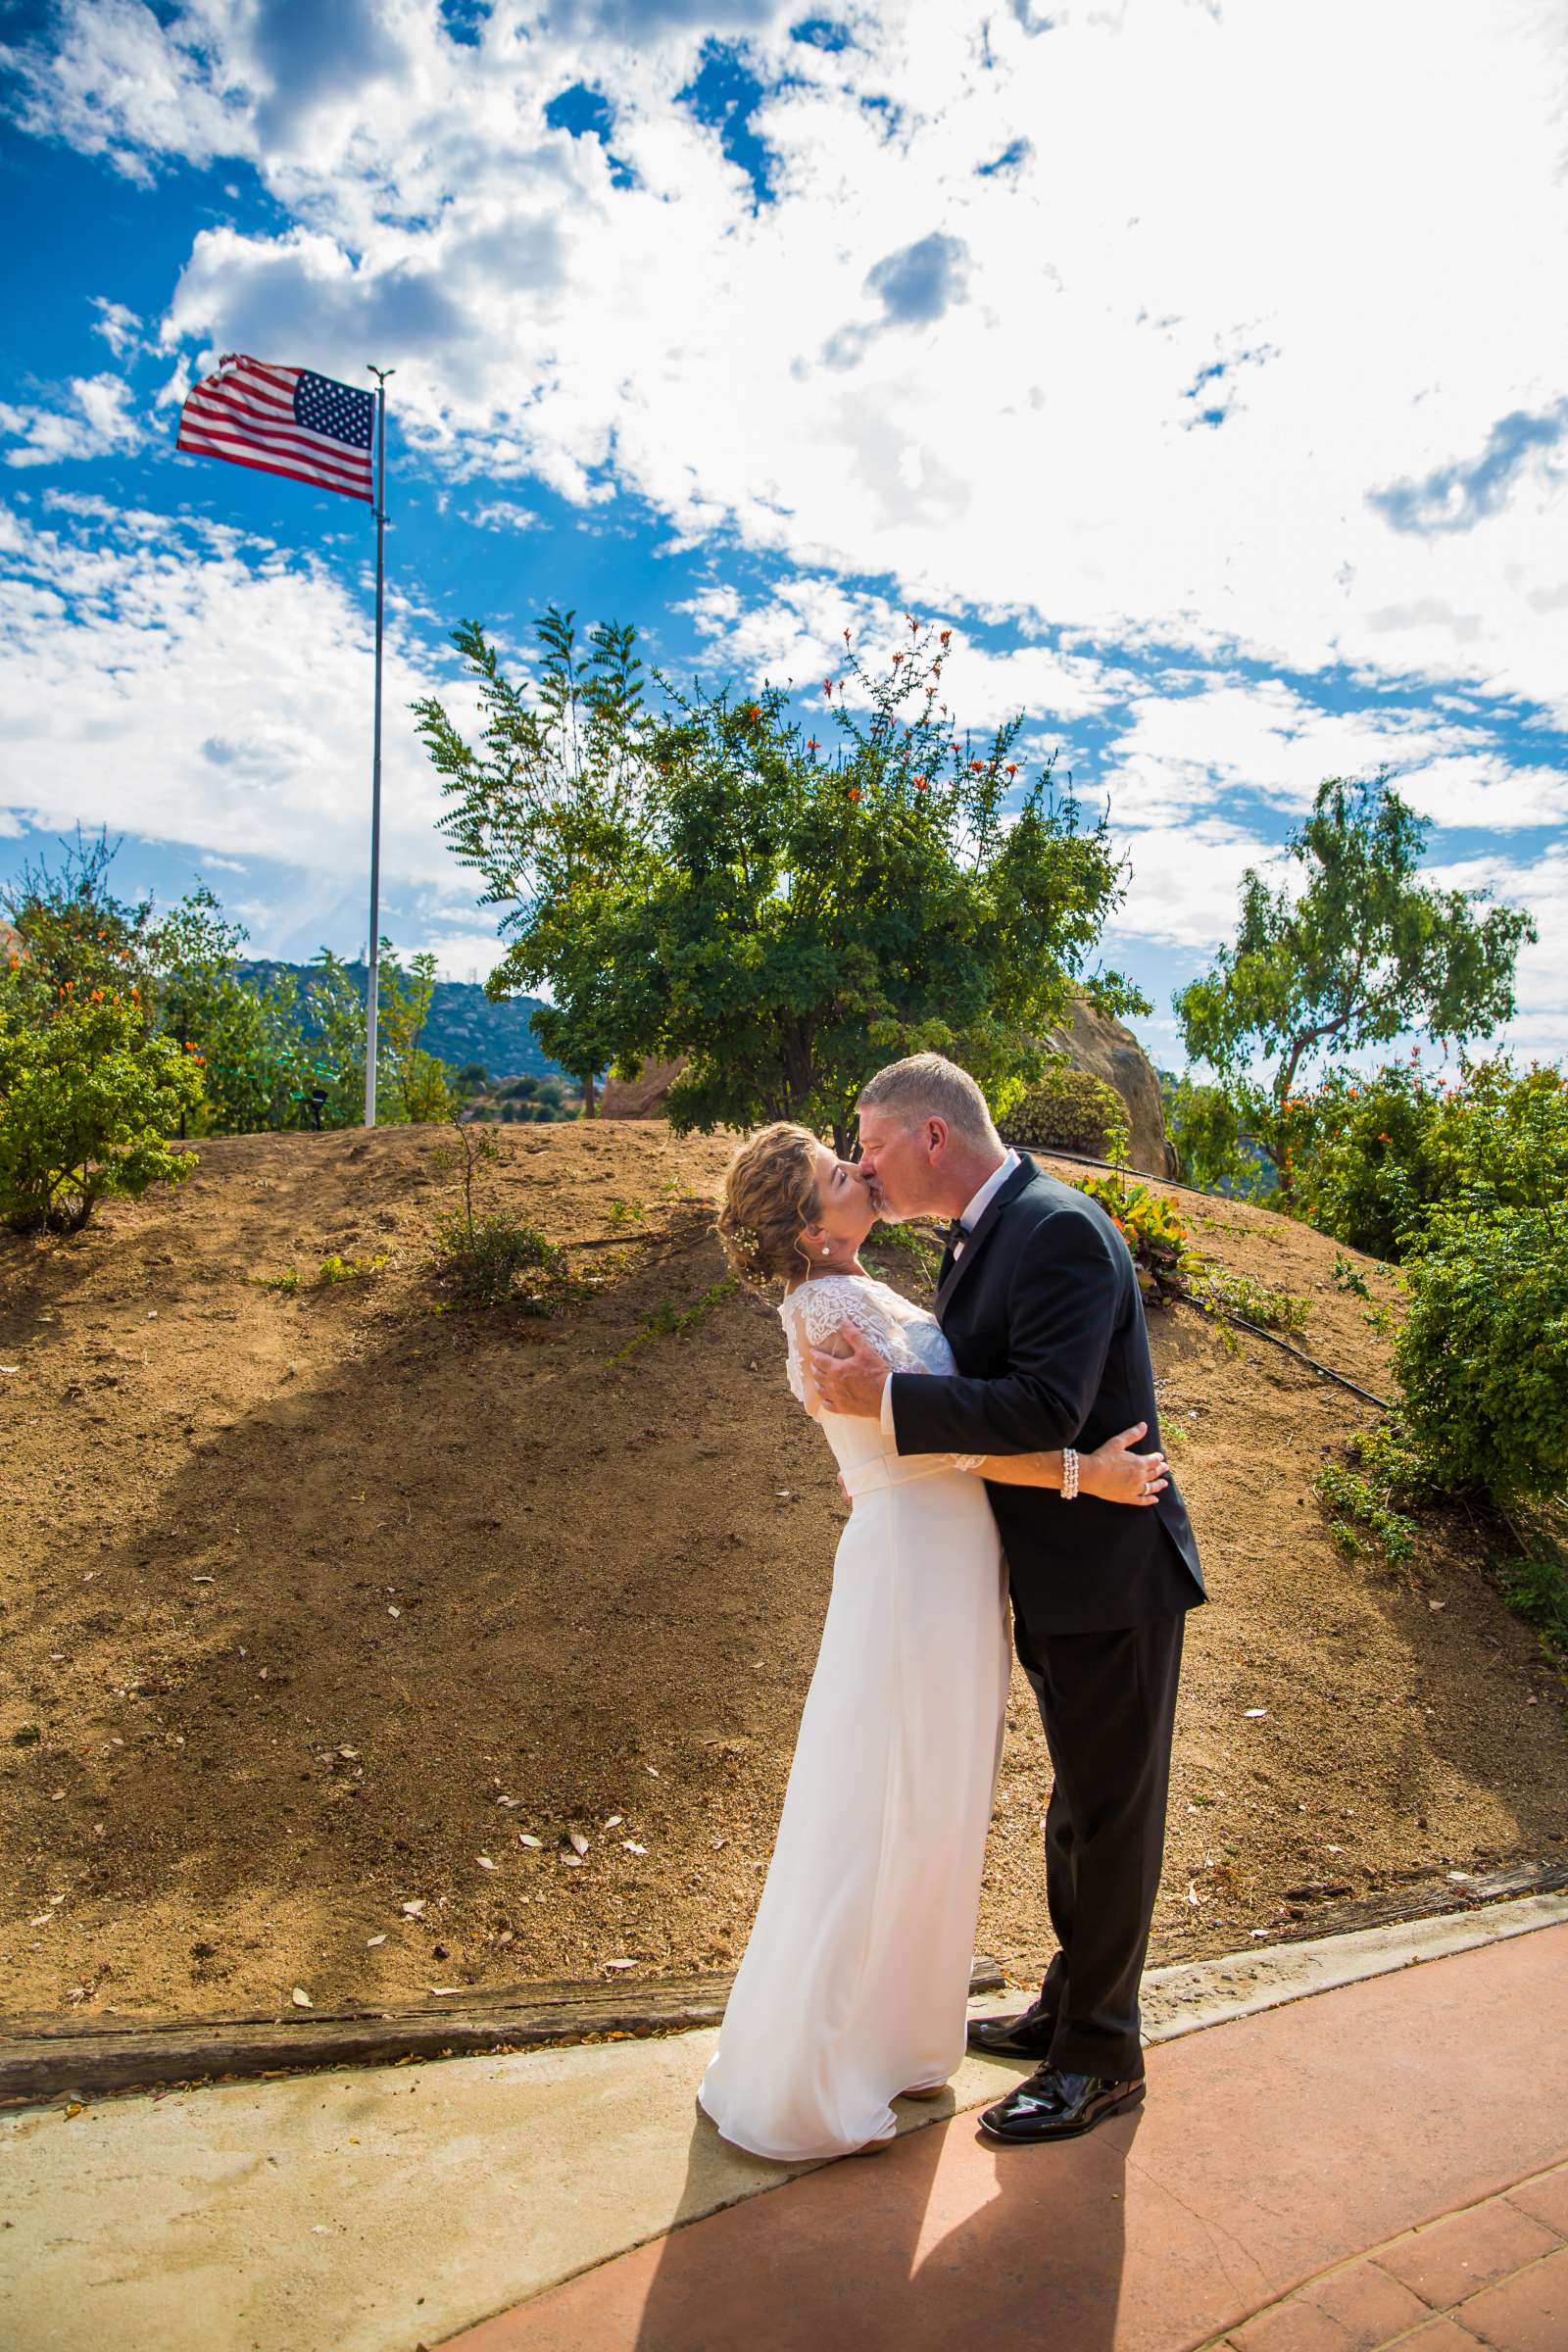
[1039, 998, 1174, 1177]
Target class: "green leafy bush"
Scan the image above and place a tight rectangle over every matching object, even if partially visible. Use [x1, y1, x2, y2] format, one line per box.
[1276, 1054, 1568, 1261]
[1183, 1263, 1310, 1336]
[1395, 1202, 1568, 1506]
[1496, 1547, 1568, 1671]
[1314, 1422, 1422, 1565]
[1072, 1173, 1191, 1304]
[1004, 1063, 1131, 1162]
[432, 1208, 566, 1310]
[0, 988, 205, 1233]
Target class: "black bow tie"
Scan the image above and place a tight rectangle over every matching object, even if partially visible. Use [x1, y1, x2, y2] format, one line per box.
[943, 1217, 968, 1253]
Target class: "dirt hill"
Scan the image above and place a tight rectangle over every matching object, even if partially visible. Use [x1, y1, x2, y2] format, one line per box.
[1, 1124, 1562, 2027]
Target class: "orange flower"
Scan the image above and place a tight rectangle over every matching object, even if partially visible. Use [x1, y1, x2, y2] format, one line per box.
[848, 786, 861, 802]
[912, 775, 928, 791]
[1005, 762, 1018, 777]
[969, 760, 985, 773]
[940, 628, 952, 646]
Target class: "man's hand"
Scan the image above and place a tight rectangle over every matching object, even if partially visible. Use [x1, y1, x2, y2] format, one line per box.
[808, 1323, 888, 1419]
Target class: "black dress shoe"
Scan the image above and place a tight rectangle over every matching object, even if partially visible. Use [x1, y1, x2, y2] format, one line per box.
[965, 2003, 1058, 2059]
[978, 2064, 1146, 2144]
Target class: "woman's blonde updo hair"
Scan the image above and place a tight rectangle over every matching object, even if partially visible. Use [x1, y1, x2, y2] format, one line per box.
[716, 1122, 824, 1288]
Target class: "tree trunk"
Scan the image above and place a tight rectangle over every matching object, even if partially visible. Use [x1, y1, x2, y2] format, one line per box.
[582, 1070, 597, 1119]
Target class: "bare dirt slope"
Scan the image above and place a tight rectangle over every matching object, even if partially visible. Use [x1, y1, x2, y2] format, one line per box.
[1, 1124, 1562, 2027]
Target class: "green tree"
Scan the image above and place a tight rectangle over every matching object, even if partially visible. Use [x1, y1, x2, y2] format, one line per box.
[303, 943, 456, 1126]
[422, 611, 1144, 1153]
[620, 625, 1143, 1150]
[1174, 772, 1535, 1193]
[416, 606, 654, 1115]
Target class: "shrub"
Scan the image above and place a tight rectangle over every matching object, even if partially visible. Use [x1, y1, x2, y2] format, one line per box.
[1395, 1202, 1568, 1506]
[1496, 1547, 1568, 1671]
[1314, 1422, 1422, 1566]
[428, 1113, 571, 1310]
[1183, 1263, 1311, 1336]
[432, 1207, 567, 1310]
[1072, 1172, 1190, 1304]
[0, 989, 205, 1233]
[1004, 1063, 1130, 1162]
[1276, 1054, 1568, 1261]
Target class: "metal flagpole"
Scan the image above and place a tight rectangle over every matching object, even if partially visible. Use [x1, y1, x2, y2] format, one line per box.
[364, 365, 394, 1128]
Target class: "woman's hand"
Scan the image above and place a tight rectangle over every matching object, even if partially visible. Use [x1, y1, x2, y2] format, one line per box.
[1080, 1422, 1169, 1506]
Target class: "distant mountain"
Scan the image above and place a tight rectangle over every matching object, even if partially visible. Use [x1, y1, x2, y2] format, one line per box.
[235, 960, 570, 1085]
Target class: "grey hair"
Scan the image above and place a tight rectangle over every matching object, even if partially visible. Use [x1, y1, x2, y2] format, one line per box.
[856, 1053, 1001, 1149]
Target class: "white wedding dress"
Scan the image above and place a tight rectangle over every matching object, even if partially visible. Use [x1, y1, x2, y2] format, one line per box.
[697, 1271, 1010, 2162]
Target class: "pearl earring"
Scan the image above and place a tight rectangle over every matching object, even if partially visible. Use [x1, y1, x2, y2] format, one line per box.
[821, 1245, 831, 1256]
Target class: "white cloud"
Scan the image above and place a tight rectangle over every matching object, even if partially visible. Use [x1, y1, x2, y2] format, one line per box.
[671, 572, 1123, 727]
[1105, 817, 1287, 952]
[1, 0, 255, 183]
[48, 0, 1553, 732]
[0, 500, 475, 907]
[1101, 678, 1568, 828]
[470, 500, 543, 533]
[10, 2, 1566, 728]
[89, 297, 145, 359]
[0, 374, 146, 469]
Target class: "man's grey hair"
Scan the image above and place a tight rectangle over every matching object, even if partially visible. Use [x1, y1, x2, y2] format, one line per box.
[856, 1053, 1001, 1149]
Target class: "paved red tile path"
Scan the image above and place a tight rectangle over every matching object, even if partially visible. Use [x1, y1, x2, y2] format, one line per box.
[441, 1924, 1568, 2352]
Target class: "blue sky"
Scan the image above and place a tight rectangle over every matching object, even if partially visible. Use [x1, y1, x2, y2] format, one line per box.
[2, 0, 1565, 1073]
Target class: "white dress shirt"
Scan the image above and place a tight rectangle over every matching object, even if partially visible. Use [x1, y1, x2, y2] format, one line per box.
[879, 1149, 1020, 1437]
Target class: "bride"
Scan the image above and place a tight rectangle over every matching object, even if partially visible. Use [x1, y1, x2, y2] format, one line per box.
[697, 1121, 1169, 2164]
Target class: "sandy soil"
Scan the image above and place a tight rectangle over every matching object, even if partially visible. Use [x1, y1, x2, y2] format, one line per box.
[1, 1123, 1563, 2026]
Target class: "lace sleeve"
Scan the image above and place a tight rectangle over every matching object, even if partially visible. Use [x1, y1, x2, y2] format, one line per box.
[780, 1275, 923, 1414]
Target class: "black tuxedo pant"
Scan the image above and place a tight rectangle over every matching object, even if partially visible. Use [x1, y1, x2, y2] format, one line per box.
[1009, 1597, 1187, 2082]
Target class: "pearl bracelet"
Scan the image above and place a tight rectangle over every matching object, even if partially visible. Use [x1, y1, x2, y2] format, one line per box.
[1062, 1445, 1079, 1501]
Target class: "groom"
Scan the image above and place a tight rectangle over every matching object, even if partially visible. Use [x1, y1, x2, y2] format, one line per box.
[808, 1052, 1205, 2145]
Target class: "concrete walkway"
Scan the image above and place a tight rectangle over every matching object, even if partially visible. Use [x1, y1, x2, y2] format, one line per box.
[447, 1919, 1568, 2352]
[4, 1896, 1565, 2352]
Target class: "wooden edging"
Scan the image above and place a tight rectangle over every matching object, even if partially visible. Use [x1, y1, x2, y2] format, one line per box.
[1250, 1856, 1567, 1944]
[6, 1864, 1566, 2109]
[0, 1957, 1006, 2109]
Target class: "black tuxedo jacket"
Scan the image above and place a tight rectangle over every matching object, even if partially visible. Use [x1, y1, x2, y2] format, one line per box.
[888, 1154, 1206, 1634]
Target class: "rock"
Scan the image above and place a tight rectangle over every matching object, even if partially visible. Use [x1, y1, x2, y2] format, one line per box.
[1038, 998, 1175, 1178]
[599, 1057, 687, 1119]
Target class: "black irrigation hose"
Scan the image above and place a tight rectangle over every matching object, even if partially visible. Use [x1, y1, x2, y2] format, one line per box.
[1179, 1298, 1394, 1412]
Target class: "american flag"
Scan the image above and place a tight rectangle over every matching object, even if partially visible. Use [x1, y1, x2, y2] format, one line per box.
[175, 354, 376, 503]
